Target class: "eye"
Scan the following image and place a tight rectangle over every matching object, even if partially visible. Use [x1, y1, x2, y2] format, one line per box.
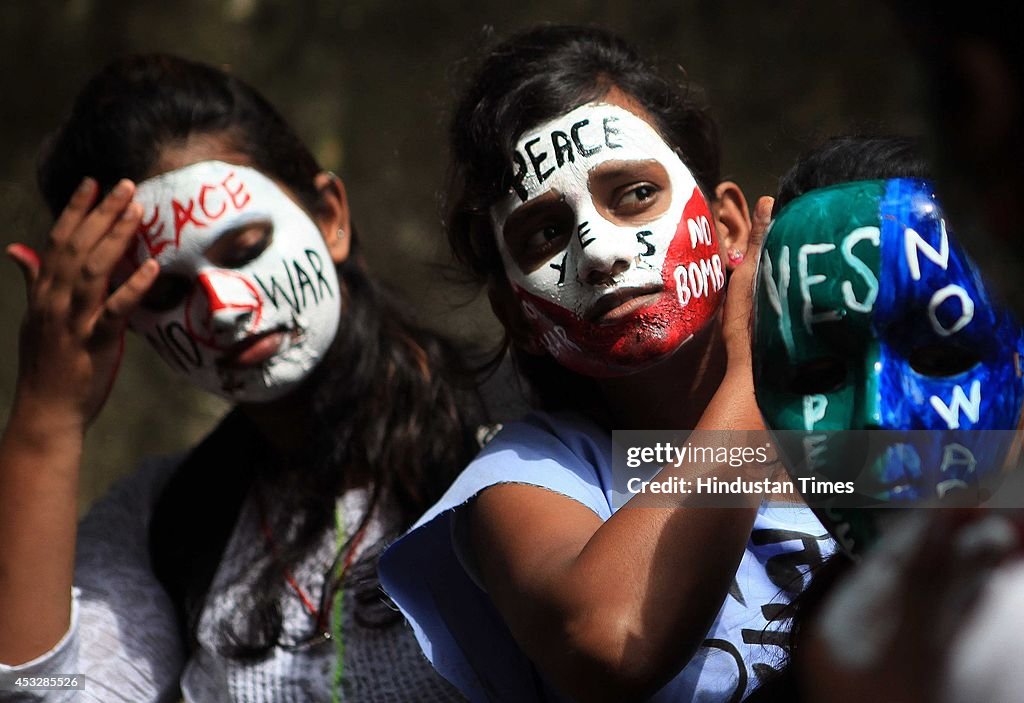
[205, 221, 274, 268]
[789, 357, 848, 395]
[613, 183, 660, 214]
[141, 273, 192, 312]
[522, 224, 570, 259]
[909, 345, 979, 377]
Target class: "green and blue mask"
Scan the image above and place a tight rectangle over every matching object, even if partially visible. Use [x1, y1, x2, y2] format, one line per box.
[753, 178, 1024, 554]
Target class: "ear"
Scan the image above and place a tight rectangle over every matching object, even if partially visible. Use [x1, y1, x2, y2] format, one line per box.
[313, 172, 352, 265]
[712, 181, 752, 272]
[487, 278, 545, 356]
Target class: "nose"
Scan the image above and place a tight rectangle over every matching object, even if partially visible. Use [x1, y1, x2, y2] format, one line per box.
[576, 225, 634, 286]
[193, 270, 260, 344]
[857, 342, 884, 429]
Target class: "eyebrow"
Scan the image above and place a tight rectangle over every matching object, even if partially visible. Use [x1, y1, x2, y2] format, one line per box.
[586, 158, 663, 185]
[502, 188, 565, 239]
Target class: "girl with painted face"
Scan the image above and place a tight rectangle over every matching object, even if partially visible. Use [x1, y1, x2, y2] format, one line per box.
[380, 26, 832, 703]
[0, 55, 481, 701]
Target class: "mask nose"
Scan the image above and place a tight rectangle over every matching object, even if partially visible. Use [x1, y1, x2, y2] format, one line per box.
[576, 222, 634, 286]
[191, 270, 262, 347]
[857, 342, 884, 429]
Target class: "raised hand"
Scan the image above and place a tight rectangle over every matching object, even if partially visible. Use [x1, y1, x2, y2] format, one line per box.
[721, 195, 773, 371]
[0, 177, 161, 664]
[8, 177, 159, 428]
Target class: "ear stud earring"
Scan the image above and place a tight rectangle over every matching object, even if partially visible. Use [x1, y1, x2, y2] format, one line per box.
[727, 249, 744, 264]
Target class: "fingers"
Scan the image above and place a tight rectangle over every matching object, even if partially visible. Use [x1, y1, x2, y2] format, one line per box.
[72, 202, 144, 316]
[92, 259, 159, 345]
[6, 244, 41, 301]
[48, 179, 135, 287]
[47, 177, 98, 246]
[747, 196, 774, 252]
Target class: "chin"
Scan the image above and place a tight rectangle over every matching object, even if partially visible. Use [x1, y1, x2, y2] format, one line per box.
[209, 357, 311, 404]
[557, 323, 699, 379]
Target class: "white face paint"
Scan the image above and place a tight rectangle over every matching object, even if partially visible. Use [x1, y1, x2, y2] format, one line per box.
[129, 161, 341, 402]
[491, 102, 724, 377]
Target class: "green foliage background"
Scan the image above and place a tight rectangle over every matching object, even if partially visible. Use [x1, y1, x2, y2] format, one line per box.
[0, 0, 925, 512]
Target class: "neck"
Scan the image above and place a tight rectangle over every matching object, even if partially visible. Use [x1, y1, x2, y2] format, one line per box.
[239, 383, 315, 456]
[596, 318, 726, 431]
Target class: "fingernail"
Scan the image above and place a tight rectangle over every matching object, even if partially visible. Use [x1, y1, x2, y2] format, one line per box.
[6, 243, 39, 268]
[113, 180, 132, 197]
[120, 203, 142, 220]
[77, 177, 95, 195]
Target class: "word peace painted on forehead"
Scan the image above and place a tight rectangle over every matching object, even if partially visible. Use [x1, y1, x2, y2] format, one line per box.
[137, 171, 252, 258]
[511, 115, 624, 201]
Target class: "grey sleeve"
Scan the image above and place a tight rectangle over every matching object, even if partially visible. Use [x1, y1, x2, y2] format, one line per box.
[0, 457, 186, 703]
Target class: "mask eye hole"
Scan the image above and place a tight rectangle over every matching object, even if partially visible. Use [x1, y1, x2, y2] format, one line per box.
[790, 357, 847, 395]
[205, 220, 274, 268]
[140, 273, 192, 312]
[909, 345, 979, 377]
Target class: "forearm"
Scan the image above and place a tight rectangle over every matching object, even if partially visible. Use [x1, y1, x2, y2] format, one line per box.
[475, 373, 765, 700]
[0, 396, 84, 664]
[560, 503, 758, 700]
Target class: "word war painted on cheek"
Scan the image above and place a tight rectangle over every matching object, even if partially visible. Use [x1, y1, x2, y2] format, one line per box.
[252, 249, 335, 318]
[137, 170, 252, 258]
[521, 299, 582, 359]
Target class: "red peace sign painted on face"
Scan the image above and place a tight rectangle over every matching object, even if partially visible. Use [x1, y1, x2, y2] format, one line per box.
[184, 269, 264, 349]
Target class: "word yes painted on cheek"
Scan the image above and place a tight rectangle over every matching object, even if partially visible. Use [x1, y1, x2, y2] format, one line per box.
[763, 229, 880, 337]
[252, 249, 334, 315]
[138, 171, 252, 257]
[511, 116, 623, 202]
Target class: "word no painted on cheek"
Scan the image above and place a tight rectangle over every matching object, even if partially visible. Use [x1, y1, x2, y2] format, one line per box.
[904, 221, 975, 337]
[137, 171, 252, 257]
[675, 213, 724, 308]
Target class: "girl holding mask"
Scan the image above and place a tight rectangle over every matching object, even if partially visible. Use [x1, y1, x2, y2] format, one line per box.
[0, 54, 479, 701]
[381, 25, 830, 703]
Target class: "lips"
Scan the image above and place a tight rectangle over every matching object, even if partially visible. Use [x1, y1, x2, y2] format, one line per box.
[217, 329, 285, 368]
[584, 285, 663, 324]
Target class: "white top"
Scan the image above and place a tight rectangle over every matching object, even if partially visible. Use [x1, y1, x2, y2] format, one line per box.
[0, 457, 463, 702]
[380, 411, 834, 702]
